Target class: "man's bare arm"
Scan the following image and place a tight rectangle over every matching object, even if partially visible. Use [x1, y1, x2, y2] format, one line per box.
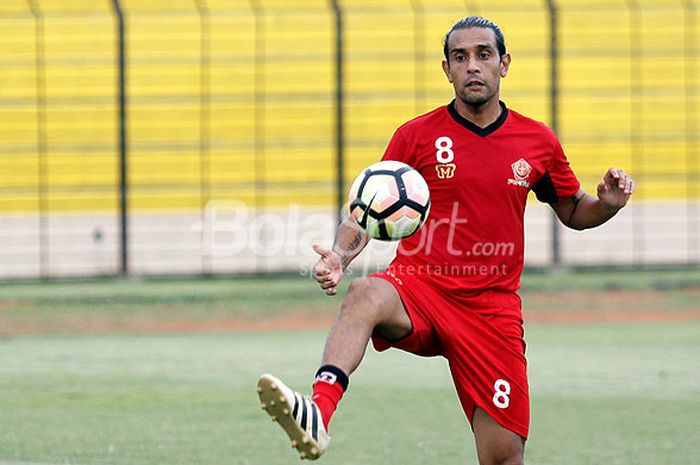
[312, 217, 369, 295]
[331, 217, 370, 269]
[552, 167, 635, 231]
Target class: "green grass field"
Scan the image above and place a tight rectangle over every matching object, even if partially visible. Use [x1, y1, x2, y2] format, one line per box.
[0, 270, 699, 465]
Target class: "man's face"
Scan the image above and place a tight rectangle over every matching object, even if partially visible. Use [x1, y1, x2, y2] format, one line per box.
[442, 27, 510, 108]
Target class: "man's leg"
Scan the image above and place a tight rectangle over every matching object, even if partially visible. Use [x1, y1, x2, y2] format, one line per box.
[311, 277, 412, 430]
[473, 407, 525, 465]
[440, 308, 528, 465]
[321, 276, 413, 375]
[257, 276, 411, 460]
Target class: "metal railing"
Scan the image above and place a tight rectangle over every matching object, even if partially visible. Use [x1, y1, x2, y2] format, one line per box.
[0, 0, 697, 279]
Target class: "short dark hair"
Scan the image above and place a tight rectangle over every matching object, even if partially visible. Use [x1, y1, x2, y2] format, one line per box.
[443, 16, 506, 60]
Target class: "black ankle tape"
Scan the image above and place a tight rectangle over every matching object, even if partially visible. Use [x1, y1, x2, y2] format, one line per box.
[314, 365, 349, 391]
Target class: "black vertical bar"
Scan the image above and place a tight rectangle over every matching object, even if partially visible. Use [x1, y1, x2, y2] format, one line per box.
[196, 0, 211, 274]
[111, 0, 128, 276]
[27, 0, 49, 278]
[685, 0, 698, 264]
[250, 0, 265, 272]
[409, 0, 425, 114]
[546, 0, 561, 267]
[331, 0, 344, 225]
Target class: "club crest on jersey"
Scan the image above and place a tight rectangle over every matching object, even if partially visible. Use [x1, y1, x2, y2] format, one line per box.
[436, 163, 456, 179]
[507, 158, 532, 188]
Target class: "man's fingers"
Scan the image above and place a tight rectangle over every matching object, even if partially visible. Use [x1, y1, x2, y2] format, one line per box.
[313, 269, 330, 283]
[312, 244, 331, 258]
[616, 170, 627, 189]
[629, 180, 636, 194]
[316, 274, 334, 285]
[319, 280, 337, 290]
[311, 244, 341, 295]
[314, 267, 330, 276]
[608, 167, 620, 180]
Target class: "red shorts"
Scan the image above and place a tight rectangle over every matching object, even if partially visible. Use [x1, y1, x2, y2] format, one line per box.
[371, 270, 530, 439]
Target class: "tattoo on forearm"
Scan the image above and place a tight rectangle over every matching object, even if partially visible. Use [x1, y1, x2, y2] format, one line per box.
[344, 232, 364, 266]
[337, 230, 364, 267]
[567, 194, 581, 226]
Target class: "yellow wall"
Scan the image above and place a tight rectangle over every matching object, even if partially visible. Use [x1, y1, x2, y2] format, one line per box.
[0, 0, 697, 212]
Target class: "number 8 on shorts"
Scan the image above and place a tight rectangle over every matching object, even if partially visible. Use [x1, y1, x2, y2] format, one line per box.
[493, 379, 511, 409]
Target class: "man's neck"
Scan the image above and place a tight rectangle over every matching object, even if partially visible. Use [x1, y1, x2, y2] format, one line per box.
[453, 97, 502, 128]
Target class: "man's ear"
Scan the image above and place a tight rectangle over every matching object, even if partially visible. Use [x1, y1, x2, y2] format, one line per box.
[442, 59, 452, 83]
[500, 53, 511, 78]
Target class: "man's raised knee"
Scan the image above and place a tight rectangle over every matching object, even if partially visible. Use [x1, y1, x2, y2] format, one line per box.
[342, 278, 382, 316]
[341, 277, 405, 329]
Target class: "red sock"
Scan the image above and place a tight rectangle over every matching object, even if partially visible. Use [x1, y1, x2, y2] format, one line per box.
[311, 365, 349, 430]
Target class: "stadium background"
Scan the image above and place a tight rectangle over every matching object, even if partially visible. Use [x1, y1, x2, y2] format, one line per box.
[1, 3, 699, 465]
[0, 0, 697, 278]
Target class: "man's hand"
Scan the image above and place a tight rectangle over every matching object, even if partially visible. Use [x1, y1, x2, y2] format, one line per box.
[312, 244, 344, 296]
[553, 167, 636, 230]
[597, 167, 635, 211]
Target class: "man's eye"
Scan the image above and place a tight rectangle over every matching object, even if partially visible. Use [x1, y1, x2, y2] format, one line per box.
[479, 52, 490, 59]
[455, 55, 466, 61]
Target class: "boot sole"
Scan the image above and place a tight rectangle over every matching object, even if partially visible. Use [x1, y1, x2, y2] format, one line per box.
[257, 374, 322, 460]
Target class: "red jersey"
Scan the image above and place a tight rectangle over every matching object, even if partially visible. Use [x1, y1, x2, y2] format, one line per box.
[381, 101, 580, 294]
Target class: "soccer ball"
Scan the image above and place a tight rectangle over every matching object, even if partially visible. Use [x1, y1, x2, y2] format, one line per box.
[347, 161, 431, 241]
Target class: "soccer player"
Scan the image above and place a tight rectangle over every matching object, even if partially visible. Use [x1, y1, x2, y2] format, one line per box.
[257, 16, 635, 464]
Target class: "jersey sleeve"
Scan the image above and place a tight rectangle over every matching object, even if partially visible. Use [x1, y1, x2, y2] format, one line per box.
[380, 124, 416, 166]
[531, 136, 581, 204]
